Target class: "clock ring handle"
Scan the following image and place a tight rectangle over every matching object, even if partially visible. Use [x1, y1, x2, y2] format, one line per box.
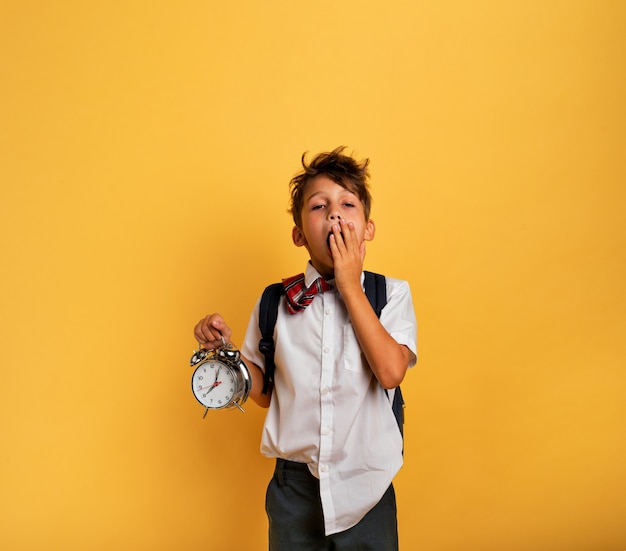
[190, 335, 227, 366]
[197, 335, 226, 350]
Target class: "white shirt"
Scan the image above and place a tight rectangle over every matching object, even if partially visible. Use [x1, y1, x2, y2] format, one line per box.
[242, 263, 418, 535]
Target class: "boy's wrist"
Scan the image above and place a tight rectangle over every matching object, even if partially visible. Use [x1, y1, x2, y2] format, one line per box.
[339, 283, 368, 308]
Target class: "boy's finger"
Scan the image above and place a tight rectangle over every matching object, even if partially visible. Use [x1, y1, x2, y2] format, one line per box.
[332, 223, 346, 249]
[329, 234, 344, 258]
[199, 321, 219, 342]
[340, 220, 358, 248]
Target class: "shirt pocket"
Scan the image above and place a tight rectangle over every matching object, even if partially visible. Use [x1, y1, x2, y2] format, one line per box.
[342, 324, 366, 373]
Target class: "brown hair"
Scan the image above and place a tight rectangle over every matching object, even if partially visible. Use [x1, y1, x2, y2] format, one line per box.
[289, 146, 372, 228]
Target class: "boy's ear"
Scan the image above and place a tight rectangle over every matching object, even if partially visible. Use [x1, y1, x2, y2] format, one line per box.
[292, 225, 307, 247]
[364, 219, 376, 241]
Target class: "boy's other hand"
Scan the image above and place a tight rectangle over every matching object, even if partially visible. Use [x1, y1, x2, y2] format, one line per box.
[194, 313, 232, 349]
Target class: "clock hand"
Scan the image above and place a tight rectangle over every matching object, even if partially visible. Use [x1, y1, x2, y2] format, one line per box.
[202, 381, 222, 396]
[199, 366, 223, 395]
[198, 383, 221, 391]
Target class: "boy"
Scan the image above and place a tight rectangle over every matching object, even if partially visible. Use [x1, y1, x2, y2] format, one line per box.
[194, 147, 417, 550]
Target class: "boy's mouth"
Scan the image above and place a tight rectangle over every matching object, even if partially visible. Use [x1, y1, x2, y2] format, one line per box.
[326, 232, 344, 250]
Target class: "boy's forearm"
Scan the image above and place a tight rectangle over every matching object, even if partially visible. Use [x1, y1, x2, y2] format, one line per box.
[242, 353, 272, 408]
[342, 288, 410, 389]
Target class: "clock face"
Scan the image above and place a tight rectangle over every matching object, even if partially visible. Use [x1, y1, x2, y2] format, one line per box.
[192, 360, 237, 409]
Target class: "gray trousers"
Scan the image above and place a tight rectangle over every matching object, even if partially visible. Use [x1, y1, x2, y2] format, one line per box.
[266, 459, 399, 551]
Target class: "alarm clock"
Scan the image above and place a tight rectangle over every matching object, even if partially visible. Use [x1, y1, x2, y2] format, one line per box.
[189, 343, 252, 417]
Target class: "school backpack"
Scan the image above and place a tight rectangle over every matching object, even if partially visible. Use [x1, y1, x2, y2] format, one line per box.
[258, 271, 405, 442]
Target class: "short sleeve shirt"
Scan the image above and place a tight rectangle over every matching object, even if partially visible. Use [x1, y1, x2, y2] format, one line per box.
[241, 263, 417, 535]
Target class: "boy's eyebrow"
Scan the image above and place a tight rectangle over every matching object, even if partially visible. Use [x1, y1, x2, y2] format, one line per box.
[306, 189, 358, 202]
[304, 190, 328, 203]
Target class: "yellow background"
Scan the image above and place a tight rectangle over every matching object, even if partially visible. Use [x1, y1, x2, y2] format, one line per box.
[1, 1, 625, 550]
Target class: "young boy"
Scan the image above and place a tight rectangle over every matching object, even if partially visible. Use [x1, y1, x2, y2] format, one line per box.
[194, 147, 417, 550]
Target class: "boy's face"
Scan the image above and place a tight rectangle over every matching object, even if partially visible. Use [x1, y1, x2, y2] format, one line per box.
[292, 175, 375, 278]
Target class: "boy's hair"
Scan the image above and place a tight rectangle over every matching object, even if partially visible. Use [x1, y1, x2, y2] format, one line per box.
[289, 146, 372, 228]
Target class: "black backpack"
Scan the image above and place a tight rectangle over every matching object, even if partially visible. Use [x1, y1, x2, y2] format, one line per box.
[258, 271, 405, 441]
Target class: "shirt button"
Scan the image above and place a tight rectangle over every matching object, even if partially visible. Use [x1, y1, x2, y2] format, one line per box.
[321, 387, 330, 395]
[320, 465, 328, 473]
[321, 427, 330, 435]
[325, 308, 332, 315]
[323, 346, 330, 354]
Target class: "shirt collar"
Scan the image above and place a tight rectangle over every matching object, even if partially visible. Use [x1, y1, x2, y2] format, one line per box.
[304, 262, 325, 288]
[304, 262, 365, 289]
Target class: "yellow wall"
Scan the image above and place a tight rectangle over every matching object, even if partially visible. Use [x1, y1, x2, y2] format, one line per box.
[1, 1, 625, 549]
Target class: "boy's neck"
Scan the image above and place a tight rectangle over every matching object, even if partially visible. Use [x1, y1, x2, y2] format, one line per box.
[308, 259, 334, 281]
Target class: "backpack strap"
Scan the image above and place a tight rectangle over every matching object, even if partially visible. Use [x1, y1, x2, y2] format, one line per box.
[363, 271, 386, 316]
[258, 282, 283, 395]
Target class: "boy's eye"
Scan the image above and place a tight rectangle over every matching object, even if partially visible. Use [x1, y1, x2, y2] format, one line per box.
[343, 203, 355, 208]
[312, 204, 325, 210]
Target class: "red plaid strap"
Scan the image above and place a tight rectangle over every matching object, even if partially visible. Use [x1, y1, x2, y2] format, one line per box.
[282, 273, 333, 315]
